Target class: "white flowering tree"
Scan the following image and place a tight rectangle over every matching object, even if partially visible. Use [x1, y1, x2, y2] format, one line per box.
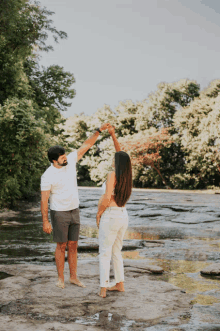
[62, 79, 220, 189]
[173, 80, 220, 188]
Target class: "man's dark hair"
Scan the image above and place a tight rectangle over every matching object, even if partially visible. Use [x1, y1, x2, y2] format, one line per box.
[48, 145, 65, 163]
[114, 151, 132, 207]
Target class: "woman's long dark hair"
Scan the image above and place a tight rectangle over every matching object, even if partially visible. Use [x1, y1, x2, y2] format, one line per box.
[114, 151, 132, 207]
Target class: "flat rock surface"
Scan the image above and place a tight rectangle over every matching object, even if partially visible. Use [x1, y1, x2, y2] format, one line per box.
[0, 262, 192, 330]
[200, 263, 220, 276]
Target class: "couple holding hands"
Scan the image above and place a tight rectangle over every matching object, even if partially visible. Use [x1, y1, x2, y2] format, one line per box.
[41, 123, 132, 298]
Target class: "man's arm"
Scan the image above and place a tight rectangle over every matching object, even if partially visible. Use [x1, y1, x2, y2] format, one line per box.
[77, 131, 100, 162]
[41, 190, 52, 234]
[108, 126, 121, 152]
[77, 123, 110, 162]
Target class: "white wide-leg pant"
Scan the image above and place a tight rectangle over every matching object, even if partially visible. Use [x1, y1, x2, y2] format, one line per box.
[98, 206, 129, 288]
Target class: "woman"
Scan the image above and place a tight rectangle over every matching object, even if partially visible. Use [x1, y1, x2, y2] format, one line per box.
[96, 126, 132, 298]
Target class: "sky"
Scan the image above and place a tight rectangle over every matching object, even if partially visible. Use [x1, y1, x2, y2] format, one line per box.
[39, 0, 220, 118]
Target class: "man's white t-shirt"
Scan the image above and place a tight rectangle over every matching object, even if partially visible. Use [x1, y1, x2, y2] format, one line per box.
[41, 151, 79, 211]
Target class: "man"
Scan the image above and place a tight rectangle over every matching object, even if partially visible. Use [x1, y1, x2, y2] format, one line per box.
[41, 123, 111, 289]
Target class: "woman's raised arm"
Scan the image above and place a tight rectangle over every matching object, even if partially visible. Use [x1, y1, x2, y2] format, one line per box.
[108, 126, 121, 152]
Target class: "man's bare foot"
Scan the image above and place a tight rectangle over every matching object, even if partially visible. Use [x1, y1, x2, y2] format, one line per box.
[56, 278, 65, 289]
[107, 282, 124, 292]
[98, 287, 106, 298]
[69, 278, 86, 288]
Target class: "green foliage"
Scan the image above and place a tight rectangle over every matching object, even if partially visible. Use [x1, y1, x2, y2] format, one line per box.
[23, 59, 75, 133]
[135, 79, 200, 130]
[0, 97, 55, 207]
[0, 1, 76, 207]
[0, 0, 67, 105]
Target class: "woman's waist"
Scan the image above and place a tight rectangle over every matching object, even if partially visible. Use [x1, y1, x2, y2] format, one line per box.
[108, 196, 125, 208]
[105, 205, 127, 213]
[106, 206, 126, 210]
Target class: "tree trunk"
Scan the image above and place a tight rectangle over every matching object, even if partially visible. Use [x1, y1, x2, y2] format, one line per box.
[152, 165, 167, 186]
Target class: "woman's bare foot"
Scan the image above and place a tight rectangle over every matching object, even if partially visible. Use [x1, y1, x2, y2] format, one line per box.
[98, 287, 106, 298]
[69, 278, 86, 288]
[107, 282, 125, 292]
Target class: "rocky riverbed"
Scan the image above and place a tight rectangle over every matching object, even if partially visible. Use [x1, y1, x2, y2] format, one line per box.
[0, 187, 220, 330]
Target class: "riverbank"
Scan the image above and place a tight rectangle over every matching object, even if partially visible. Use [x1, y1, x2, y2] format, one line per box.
[1, 186, 219, 217]
[79, 186, 220, 194]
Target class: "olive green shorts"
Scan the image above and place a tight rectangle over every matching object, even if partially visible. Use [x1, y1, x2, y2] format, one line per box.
[50, 208, 80, 243]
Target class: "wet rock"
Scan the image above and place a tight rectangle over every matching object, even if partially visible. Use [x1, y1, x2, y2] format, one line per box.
[0, 220, 23, 226]
[77, 239, 142, 252]
[169, 207, 193, 212]
[140, 239, 165, 248]
[124, 259, 164, 274]
[0, 315, 99, 331]
[185, 251, 207, 261]
[139, 213, 163, 218]
[200, 263, 220, 276]
[142, 239, 165, 244]
[78, 239, 99, 252]
[0, 276, 31, 304]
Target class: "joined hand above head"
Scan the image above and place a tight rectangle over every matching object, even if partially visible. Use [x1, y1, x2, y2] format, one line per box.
[99, 123, 111, 131]
[108, 125, 115, 135]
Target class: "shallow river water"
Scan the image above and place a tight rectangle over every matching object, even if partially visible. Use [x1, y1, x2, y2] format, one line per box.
[0, 188, 220, 265]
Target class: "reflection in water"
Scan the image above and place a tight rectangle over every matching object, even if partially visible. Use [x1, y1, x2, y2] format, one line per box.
[155, 259, 210, 274]
[209, 242, 220, 250]
[154, 259, 220, 304]
[169, 273, 219, 294]
[78, 252, 98, 259]
[190, 294, 219, 305]
[80, 227, 98, 238]
[77, 250, 143, 261]
[124, 230, 160, 240]
[122, 251, 144, 259]
[80, 226, 160, 241]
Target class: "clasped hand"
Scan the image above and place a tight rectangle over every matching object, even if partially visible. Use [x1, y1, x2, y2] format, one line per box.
[99, 123, 115, 135]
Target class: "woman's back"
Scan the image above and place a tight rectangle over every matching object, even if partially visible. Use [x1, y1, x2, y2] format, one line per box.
[101, 171, 126, 208]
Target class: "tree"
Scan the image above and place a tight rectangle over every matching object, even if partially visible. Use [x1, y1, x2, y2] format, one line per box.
[0, 0, 67, 105]
[120, 129, 174, 187]
[114, 100, 139, 137]
[173, 84, 220, 189]
[0, 0, 76, 207]
[135, 79, 200, 130]
[23, 59, 75, 134]
[0, 98, 55, 207]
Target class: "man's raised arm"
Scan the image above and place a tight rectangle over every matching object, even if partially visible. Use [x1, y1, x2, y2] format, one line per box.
[77, 123, 111, 162]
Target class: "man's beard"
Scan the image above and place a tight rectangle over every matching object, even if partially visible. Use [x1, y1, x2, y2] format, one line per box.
[58, 161, 68, 167]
